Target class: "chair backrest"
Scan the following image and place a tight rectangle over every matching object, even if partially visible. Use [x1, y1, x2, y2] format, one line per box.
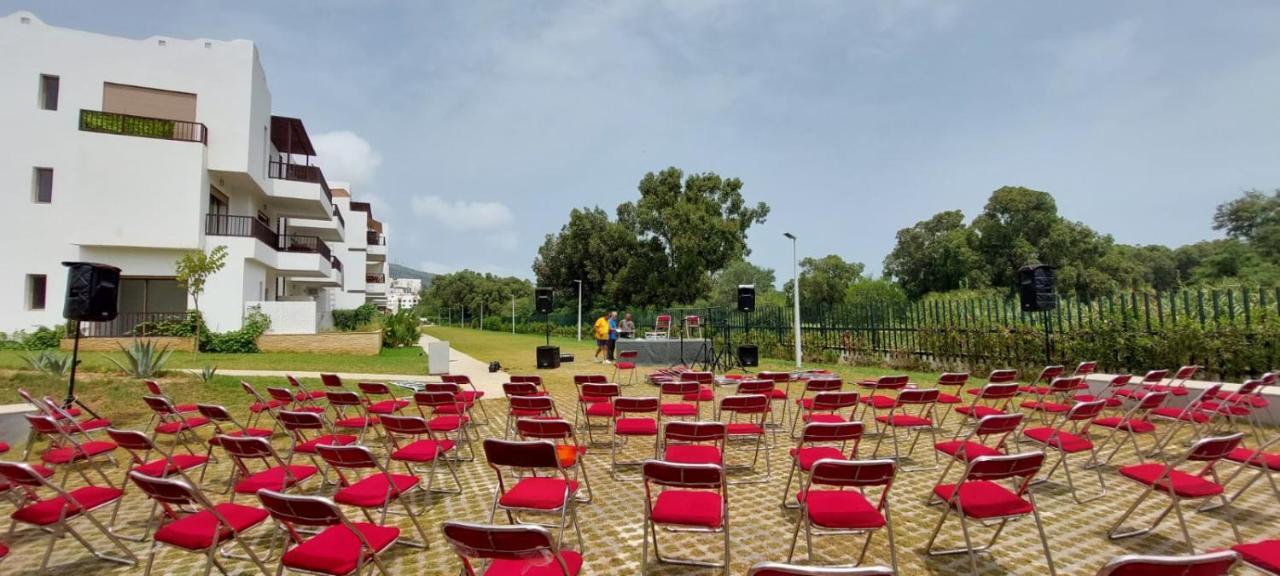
[758, 371, 791, 383]
[267, 386, 297, 404]
[315, 444, 380, 469]
[1263, 372, 1278, 386]
[684, 315, 701, 328]
[808, 458, 896, 489]
[613, 396, 659, 414]
[642, 460, 723, 489]
[217, 435, 277, 460]
[1186, 433, 1244, 462]
[864, 375, 909, 390]
[938, 372, 970, 388]
[1095, 550, 1238, 576]
[509, 395, 555, 413]
[378, 414, 430, 436]
[1036, 365, 1066, 383]
[1107, 374, 1133, 389]
[325, 390, 363, 407]
[964, 451, 1046, 484]
[1142, 369, 1170, 384]
[720, 394, 770, 414]
[143, 394, 179, 415]
[748, 563, 894, 576]
[424, 382, 462, 395]
[1065, 399, 1107, 423]
[106, 427, 155, 452]
[278, 410, 325, 431]
[1188, 384, 1223, 409]
[516, 419, 574, 441]
[442, 522, 568, 570]
[1134, 390, 1171, 412]
[804, 378, 843, 393]
[987, 369, 1018, 383]
[619, 350, 639, 360]
[484, 439, 561, 470]
[144, 379, 164, 396]
[976, 382, 1020, 399]
[128, 471, 201, 506]
[973, 413, 1024, 436]
[1073, 361, 1098, 377]
[1047, 376, 1082, 394]
[503, 382, 541, 397]
[1172, 365, 1201, 381]
[581, 383, 621, 400]
[357, 382, 392, 396]
[736, 379, 775, 396]
[0, 461, 55, 488]
[196, 403, 234, 423]
[320, 373, 343, 388]
[510, 375, 542, 385]
[573, 374, 608, 385]
[257, 489, 342, 527]
[414, 390, 458, 409]
[684, 371, 714, 384]
[656, 315, 672, 329]
[660, 381, 702, 397]
[664, 421, 726, 444]
[896, 388, 939, 404]
[800, 421, 865, 444]
[811, 391, 860, 411]
[24, 413, 66, 436]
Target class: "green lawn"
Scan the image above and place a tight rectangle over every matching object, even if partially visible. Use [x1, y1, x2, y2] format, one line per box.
[0, 346, 427, 375]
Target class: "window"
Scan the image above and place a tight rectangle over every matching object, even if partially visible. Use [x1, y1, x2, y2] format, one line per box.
[39, 75, 58, 111]
[32, 167, 53, 203]
[27, 274, 47, 310]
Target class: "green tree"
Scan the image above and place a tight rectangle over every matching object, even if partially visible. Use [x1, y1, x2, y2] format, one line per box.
[175, 245, 227, 354]
[783, 254, 865, 308]
[532, 207, 638, 309]
[1213, 189, 1280, 261]
[971, 186, 1060, 289]
[883, 210, 986, 298]
[708, 260, 777, 309]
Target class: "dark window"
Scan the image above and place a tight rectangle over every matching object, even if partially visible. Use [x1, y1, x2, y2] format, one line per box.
[39, 75, 58, 110]
[33, 168, 53, 203]
[27, 274, 47, 310]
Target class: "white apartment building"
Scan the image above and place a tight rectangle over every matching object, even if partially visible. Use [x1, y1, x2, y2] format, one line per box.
[0, 12, 388, 336]
[387, 278, 421, 313]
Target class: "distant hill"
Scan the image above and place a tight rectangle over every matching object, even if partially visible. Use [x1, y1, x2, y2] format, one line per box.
[389, 263, 435, 287]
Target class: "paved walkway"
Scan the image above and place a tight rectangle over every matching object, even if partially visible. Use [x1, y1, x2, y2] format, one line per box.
[173, 335, 508, 396]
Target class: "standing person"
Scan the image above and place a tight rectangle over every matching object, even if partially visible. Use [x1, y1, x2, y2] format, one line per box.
[593, 312, 611, 363]
[607, 311, 619, 362]
[619, 313, 636, 339]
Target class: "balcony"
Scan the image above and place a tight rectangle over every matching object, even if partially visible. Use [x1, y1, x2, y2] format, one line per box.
[269, 159, 332, 204]
[366, 273, 387, 294]
[366, 273, 386, 283]
[79, 109, 207, 144]
[367, 231, 385, 245]
[366, 230, 387, 261]
[205, 214, 333, 277]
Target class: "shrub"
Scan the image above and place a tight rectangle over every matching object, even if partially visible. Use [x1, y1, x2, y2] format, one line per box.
[21, 326, 63, 350]
[106, 339, 172, 378]
[383, 310, 420, 348]
[334, 304, 379, 332]
[204, 308, 271, 353]
[198, 364, 218, 383]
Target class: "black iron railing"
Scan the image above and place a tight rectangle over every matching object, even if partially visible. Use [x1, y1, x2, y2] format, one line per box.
[333, 206, 345, 231]
[330, 256, 343, 273]
[367, 231, 385, 246]
[70, 311, 189, 338]
[80, 109, 207, 144]
[366, 273, 386, 283]
[268, 159, 333, 205]
[206, 214, 278, 247]
[280, 234, 332, 261]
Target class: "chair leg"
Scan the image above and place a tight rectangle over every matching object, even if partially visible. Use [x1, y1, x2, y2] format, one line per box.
[1029, 494, 1057, 576]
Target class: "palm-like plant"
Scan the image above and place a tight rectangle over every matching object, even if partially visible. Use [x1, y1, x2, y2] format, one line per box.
[20, 350, 74, 376]
[198, 364, 218, 383]
[106, 339, 172, 378]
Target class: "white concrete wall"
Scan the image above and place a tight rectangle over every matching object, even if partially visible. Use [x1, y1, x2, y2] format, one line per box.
[246, 300, 315, 334]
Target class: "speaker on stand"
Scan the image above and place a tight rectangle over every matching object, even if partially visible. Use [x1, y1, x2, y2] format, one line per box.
[534, 287, 559, 369]
[61, 262, 121, 406]
[1018, 265, 1057, 364]
[736, 285, 758, 368]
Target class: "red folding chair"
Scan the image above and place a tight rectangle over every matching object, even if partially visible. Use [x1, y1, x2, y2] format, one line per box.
[516, 419, 593, 503]
[640, 460, 728, 574]
[442, 374, 491, 424]
[1020, 399, 1109, 503]
[930, 413, 1025, 504]
[380, 413, 462, 496]
[872, 388, 940, 471]
[575, 382, 620, 446]
[1198, 433, 1280, 511]
[276, 409, 358, 480]
[218, 435, 317, 504]
[757, 371, 795, 426]
[856, 375, 909, 424]
[315, 444, 430, 549]
[1145, 365, 1201, 397]
[143, 379, 199, 424]
[1072, 361, 1098, 381]
[143, 394, 210, 456]
[799, 391, 860, 427]
[683, 370, 717, 405]
[267, 385, 325, 415]
[257, 489, 399, 576]
[951, 380, 1020, 438]
[1074, 374, 1132, 411]
[1017, 365, 1065, 395]
[662, 421, 727, 467]
[1095, 550, 1238, 576]
[782, 421, 864, 508]
[414, 388, 476, 460]
[720, 394, 773, 483]
[748, 563, 893, 576]
[320, 372, 345, 389]
[502, 381, 546, 399]
[684, 314, 703, 339]
[198, 403, 272, 474]
[792, 378, 844, 437]
[325, 389, 380, 444]
[1019, 376, 1083, 424]
[128, 471, 271, 576]
[964, 369, 1018, 398]
[1114, 369, 1170, 401]
[483, 439, 582, 548]
[1147, 383, 1223, 457]
[286, 373, 327, 405]
[1233, 539, 1280, 575]
[1089, 390, 1171, 466]
[611, 396, 661, 478]
[654, 314, 673, 337]
[934, 372, 971, 428]
[925, 451, 1055, 575]
[510, 374, 547, 394]
[0, 461, 137, 571]
[357, 381, 411, 417]
[789, 458, 898, 572]
[659, 381, 703, 421]
[16, 388, 110, 459]
[614, 350, 640, 385]
[1200, 379, 1267, 441]
[24, 413, 117, 488]
[240, 381, 284, 430]
[504, 395, 559, 438]
[442, 521, 583, 576]
[105, 428, 210, 540]
[1109, 433, 1244, 552]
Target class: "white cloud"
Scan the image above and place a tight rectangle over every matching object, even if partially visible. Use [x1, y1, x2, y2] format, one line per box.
[312, 131, 383, 185]
[418, 261, 457, 275]
[411, 195, 515, 232]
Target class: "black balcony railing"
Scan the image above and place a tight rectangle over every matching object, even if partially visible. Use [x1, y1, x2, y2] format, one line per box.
[268, 159, 333, 205]
[367, 230, 385, 246]
[330, 256, 344, 273]
[366, 273, 386, 283]
[70, 311, 189, 338]
[80, 109, 207, 144]
[280, 234, 332, 261]
[333, 206, 345, 231]
[206, 214, 278, 247]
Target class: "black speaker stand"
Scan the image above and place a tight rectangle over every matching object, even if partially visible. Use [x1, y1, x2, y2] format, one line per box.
[64, 320, 81, 408]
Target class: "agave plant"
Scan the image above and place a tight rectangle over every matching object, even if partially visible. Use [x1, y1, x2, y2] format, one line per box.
[198, 364, 218, 383]
[20, 350, 74, 376]
[106, 339, 172, 378]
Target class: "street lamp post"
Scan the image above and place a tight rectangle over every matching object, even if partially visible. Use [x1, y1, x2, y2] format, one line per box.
[573, 280, 583, 341]
[784, 232, 801, 368]
[512, 295, 516, 334]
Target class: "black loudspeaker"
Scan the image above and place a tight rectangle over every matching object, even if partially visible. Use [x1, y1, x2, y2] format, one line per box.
[536, 345, 561, 369]
[535, 287, 553, 314]
[737, 284, 756, 312]
[62, 262, 121, 322]
[737, 344, 759, 367]
[1018, 265, 1057, 312]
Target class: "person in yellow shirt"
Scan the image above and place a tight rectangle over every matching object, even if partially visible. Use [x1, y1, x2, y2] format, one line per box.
[592, 313, 611, 363]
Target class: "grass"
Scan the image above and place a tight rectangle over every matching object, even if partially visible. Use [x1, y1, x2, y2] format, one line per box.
[0, 346, 427, 375]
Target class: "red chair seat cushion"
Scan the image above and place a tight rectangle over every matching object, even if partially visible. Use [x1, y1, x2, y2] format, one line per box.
[790, 447, 845, 471]
[937, 393, 962, 404]
[1234, 539, 1280, 574]
[798, 489, 885, 529]
[682, 387, 715, 402]
[1199, 401, 1251, 416]
[13, 486, 123, 525]
[1074, 394, 1122, 408]
[664, 445, 722, 465]
[499, 477, 578, 510]
[875, 414, 932, 427]
[726, 423, 765, 436]
[281, 522, 399, 576]
[659, 404, 699, 417]
[233, 465, 318, 494]
[294, 434, 358, 454]
[249, 400, 284, 413]
[174, 403, 200, 413]
[802, 414, 848, 424]
[156, 417, 210, 434]
[42, 440, 116, 464]
[296, 391, 328, 401]
[487, 550, 583, 576]
[1227, 448, 1280, 470]
[932, 481, 1033, 519]
[1093, 417, 1156, 434]
[334, 474, 419, 508]
[1021, 428, 1093, 453]
[431, 402, 470, 415]
[458, 391, 485, 402]
[75, 417, 112, 432]
[1119, 463, 1224, 498]
[391, 439, 455, 463]
[615, 418, 658, 436]
[615, 362, 636, 369]
[335, 416, 378, 429]
[427, 416, 469, 431]
[1150, 407, 1210, 424]
[154, 503, 268, 550]
[934, 440, 1002, 461]
[1019, 401, 1070, 413]
[366, 399, 409, 414]
[954, 406, 1005, 419]
[585, 403, 615, 417]
[133, 454, 210, 477]
[769, 389, 788, 400]
[859, 396, 897, 410]
[650, 490, 723, 528]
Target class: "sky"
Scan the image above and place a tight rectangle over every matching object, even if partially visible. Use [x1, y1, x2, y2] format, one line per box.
[9, 1, 1280, 284]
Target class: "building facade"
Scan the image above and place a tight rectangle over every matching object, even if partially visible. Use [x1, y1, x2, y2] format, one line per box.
[0, 12, 387, 335]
